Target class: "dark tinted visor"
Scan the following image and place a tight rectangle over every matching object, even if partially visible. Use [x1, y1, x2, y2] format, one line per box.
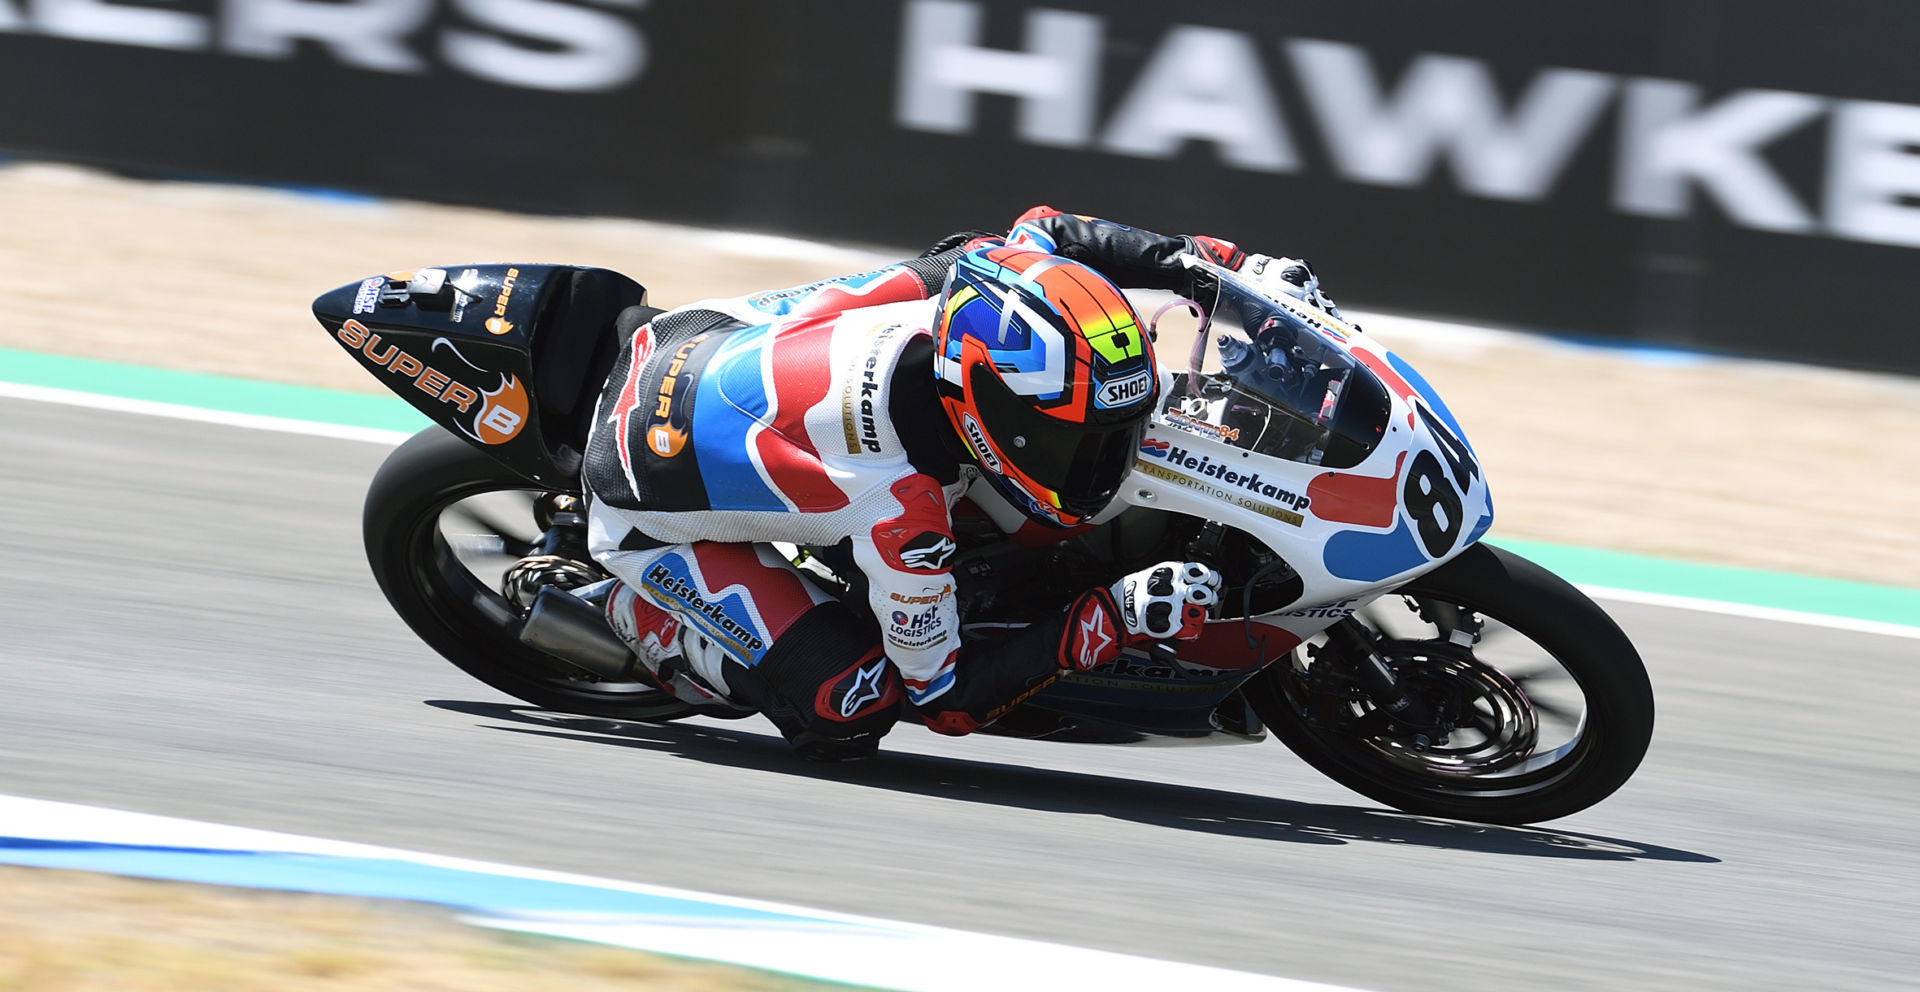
[970, 364, 1144, 517]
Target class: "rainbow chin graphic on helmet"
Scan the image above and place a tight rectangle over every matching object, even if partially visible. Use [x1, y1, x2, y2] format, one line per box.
[433, 337, 530, 445]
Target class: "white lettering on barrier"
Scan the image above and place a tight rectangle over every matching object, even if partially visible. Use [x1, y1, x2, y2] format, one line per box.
[4, 0, 646, 91]
[1101, 25, 1298, 172]
[29, 0, 208, 49]
[894, 0, 1920, 254]
[1288, 39, 1616, 201]
[1613, 80, 1826, 232]
[1824, 100, 1920, 250]
[443, 0, 646, 93]
[224, 0, 431, 72]
[895, 0, 1101, 148]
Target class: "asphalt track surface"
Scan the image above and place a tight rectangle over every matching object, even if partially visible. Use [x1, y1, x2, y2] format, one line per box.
[3, 396, 1915, 992]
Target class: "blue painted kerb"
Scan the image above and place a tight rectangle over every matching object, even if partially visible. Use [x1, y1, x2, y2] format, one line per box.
[0, 838, 826, 926]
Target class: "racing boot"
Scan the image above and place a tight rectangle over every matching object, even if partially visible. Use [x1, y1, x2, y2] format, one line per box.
[604, 581, 755, 717]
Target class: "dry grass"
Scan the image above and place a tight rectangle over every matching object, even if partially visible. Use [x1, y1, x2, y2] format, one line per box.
[0, 867, 852, 992]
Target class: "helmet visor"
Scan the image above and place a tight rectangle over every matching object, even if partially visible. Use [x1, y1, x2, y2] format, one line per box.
[970, 364, 1144, 519]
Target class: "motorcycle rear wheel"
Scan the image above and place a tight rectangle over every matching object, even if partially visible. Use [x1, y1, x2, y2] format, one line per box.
[362, 426, 699, 721]
[1244, 543, 1654, 824]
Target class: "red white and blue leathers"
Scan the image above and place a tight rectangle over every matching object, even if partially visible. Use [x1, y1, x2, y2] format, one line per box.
[581, 207, 1251, 746]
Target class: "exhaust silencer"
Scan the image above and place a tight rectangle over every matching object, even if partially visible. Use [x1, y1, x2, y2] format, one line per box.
[519, 584, 635, 681]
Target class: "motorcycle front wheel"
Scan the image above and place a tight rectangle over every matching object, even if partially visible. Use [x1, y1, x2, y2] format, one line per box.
[1244, 543, 1654, 824]
[362, 426, 699, 721]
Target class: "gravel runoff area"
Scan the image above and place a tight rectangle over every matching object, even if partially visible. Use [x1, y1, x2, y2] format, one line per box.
[4, 163, 1913, 588]
[0, 867, 842, 992]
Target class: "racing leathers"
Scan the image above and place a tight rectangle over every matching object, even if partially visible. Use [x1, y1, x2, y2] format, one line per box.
[580, 206, 1277, 756]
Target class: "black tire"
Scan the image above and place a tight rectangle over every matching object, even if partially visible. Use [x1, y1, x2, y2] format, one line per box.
[1244, 543, 1654, 824]
[362, 426, 698, 721]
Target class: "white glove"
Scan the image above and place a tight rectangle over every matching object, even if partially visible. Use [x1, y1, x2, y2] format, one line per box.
[1241, 255, 1341, 317]
[1110, 561, 1222, 643]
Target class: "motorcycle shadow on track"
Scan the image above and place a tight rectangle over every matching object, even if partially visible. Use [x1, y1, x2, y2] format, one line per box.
[425, 700, 1715, 864]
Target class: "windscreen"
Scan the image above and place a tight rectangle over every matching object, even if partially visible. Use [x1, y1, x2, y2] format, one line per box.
[1160, 272, 1389, 470]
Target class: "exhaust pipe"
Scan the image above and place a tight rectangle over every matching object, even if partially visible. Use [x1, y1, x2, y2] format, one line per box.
[519, 583, 635, 681]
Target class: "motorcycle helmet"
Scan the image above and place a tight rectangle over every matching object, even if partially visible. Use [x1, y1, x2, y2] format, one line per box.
[933, 246, 1159, 527]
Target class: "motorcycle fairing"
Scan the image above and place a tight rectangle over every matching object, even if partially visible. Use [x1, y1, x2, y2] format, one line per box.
[1013, 616, 1303, 742]
[313, 264, 648, 485]
[1121, 267, 1494, 605]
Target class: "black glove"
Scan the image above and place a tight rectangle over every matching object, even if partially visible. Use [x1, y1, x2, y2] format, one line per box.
[919, 230, 1001, 258]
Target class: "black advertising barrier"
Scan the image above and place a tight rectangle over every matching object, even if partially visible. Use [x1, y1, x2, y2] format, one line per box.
[3, 0, 1917, 373]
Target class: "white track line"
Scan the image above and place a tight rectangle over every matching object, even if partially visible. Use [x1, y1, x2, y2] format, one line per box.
[4, 379, 1915, 640]
[1572, 585, 1919, 640]
[0, 381, 415, 445]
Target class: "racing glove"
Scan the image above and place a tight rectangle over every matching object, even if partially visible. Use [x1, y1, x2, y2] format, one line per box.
[1240, 254, 1342, 318]
[1110, 561, 1222, 644]
[919, 229, 1003, 257]
[1048, 560, 1220, 677]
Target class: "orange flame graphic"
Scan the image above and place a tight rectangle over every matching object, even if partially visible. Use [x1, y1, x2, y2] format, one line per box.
[475, 375, 530, 445]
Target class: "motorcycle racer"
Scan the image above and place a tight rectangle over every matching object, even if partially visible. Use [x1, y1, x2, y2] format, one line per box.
[580, 206, 1335, 759]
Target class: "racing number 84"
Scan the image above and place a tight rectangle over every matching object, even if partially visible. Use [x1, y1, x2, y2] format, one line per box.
[1403, 404, 1480, 558]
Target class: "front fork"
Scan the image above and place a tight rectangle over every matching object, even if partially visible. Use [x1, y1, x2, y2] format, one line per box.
[1320, 601, 1484, 739]
[1324, 619, 1435, 726]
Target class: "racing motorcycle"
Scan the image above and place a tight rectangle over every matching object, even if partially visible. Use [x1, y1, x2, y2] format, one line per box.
[313, 260, 1653, 825]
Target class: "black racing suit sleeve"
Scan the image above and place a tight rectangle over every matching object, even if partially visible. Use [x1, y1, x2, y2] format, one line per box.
[918, 610, 1073, 736]
[1014, 207, 1249, 292]
[916, 587, 1123, 736]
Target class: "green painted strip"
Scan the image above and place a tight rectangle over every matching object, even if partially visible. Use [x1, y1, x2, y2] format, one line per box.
[0, 347, 428, 433]
[3, 347, 1915, 628]
[1488, 538, 1919, 629]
